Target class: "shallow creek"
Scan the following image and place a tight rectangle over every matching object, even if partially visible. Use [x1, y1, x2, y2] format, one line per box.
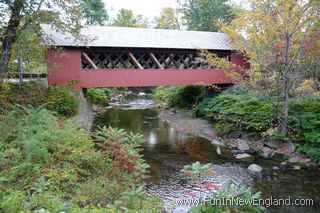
[93, 96, 320, 213]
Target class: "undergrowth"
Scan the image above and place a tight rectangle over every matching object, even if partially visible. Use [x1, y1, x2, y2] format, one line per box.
[86, 88, 112, 105]
[0, 81, 79, 117]
[154, 85, 205, 108]
[193, 91, 320, 161]
[0, 106, 163, 212]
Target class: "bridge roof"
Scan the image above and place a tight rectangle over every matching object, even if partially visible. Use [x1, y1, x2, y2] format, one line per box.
[42, 25, 233, 50]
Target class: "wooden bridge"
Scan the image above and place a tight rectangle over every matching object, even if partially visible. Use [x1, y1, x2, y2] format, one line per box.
[44, 25, 249, 89]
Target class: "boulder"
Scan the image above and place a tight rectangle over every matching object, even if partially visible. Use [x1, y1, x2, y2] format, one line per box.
[231, 149, 245, 154]
[236, 153, 252, 160]
[257, 147, 274, 158]
[275, 141, 295, 155]
[263, 139, 281, 149]
[237, 139, 250, 151]
[270, 151, 288, 161]
[226, 139, 239, 149]
[138, 92, 146, 96]
[284, 141, 296, 153]
[216, 146, 222, 155]
[272, 166, 280, 170]
[249, 141, 273, 158]
[211, 139, 226, 147]
[288, 156, 311, 166]
[247, 164, 263, 174]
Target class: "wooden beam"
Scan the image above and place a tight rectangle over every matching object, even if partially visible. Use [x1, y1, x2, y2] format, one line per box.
[128, 52, 144, 69]
[179, 54, 193, 69]
[82, 52, 98, 69]
[148, 53, 163, 69]
[163, 54, 174, 68]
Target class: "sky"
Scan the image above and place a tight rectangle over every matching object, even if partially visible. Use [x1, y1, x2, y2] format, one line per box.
[104, 0, 248, 21]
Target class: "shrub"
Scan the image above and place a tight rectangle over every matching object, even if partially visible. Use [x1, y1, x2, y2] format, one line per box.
[46, 83, 79, 116]
[0, 82, 47, 113]
[290, 96, 320, 161]
[190, 181, 264, 213]
[0, 82, 79, 117]
[194, 90, 320, 161]
[289, 96, 320, 145]
[0, 106, 162, 212]
[155, 85, 205, 108]
[194, 93, 276, 137]
[86, 88, 112, 105]
[93, 126, 150, 180]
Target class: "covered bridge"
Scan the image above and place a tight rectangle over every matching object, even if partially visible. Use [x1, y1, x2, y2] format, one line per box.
[44, 25, 249, 89]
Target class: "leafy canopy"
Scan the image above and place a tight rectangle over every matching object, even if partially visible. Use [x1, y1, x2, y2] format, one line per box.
[111, 8, 149, 28]
[202, 0, 320, 135]
[153, 7, 180, 29]
[81, 0, 108, 25]
[178, 0, 236, 31]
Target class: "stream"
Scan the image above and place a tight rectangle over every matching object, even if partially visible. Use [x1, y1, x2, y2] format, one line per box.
[93, 94, 320, 213]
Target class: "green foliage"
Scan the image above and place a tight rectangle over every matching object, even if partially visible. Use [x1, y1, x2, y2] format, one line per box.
[155, 85, 205, 108]
[178, 0, 236, 31]
[93, 126, 150, 180]
[111, 8, 148, 28]
[1, 0, 84, 76]
[86, 88, 112, 105]
[46, 83, 79, 116]
[0, 106, 162, 212]
[194, 90, 320, 161]
[153, 7, 180, 29]
[190, 181, 264, 213]
[0, 190, 26, 213]
[289, 96, 320, 145]
[0, 82, 79, 117]
[81, 0, 108, 25]
[291, 96, 320, 162]
[0, 82, 48, 113]
[115, 185, 163, 212]
[296, 145, 320, 162]
[181, 161, 213, 180]
[194, 93, 276, 137]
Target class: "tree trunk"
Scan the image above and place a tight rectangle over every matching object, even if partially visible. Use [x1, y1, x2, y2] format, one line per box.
[281, 33, 291, 136]
[281, 76, 290, 136]
[0, 0, 25, 82]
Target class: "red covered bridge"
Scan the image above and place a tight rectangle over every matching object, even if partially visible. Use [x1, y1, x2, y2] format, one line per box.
[44, 25, 249, 89]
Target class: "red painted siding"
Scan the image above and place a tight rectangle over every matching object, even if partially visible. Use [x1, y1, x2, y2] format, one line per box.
[80, 69, 233, 88]
[47, 48, 247, 89]
[46, 48, 81, 89]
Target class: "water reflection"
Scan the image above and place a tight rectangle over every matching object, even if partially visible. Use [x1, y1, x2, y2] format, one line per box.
[93, 102, 252, 211]
[146, 131, 157, 149]
[93, 98, 320, 213]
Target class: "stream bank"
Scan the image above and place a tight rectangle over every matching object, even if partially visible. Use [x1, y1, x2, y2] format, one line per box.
[92, 92, 320, 213]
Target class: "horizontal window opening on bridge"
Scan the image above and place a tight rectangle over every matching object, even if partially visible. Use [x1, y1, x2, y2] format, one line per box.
[81, 48, 230, 70]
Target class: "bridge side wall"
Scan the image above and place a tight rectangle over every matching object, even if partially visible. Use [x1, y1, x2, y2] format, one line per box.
[47, 48, 248, 89]
[46, 48, 82, 89]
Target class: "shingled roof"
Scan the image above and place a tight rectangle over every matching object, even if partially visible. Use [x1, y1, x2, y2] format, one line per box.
[42, 25, 234, 50]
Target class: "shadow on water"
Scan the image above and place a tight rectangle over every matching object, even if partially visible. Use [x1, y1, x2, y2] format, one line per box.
[93, 98, 320, 213]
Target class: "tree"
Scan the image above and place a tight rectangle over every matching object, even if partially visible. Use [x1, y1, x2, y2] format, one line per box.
[0, 0, 88, 81]
[111, 8, 148, 28]
[178, 0, 235, 31]
[81, 0, 108, 25]
[204, 0, 320, 136]
[153, 7, 180, 30]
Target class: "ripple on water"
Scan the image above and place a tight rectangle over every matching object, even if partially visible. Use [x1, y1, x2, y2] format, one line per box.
[146, 164, 252, 212]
